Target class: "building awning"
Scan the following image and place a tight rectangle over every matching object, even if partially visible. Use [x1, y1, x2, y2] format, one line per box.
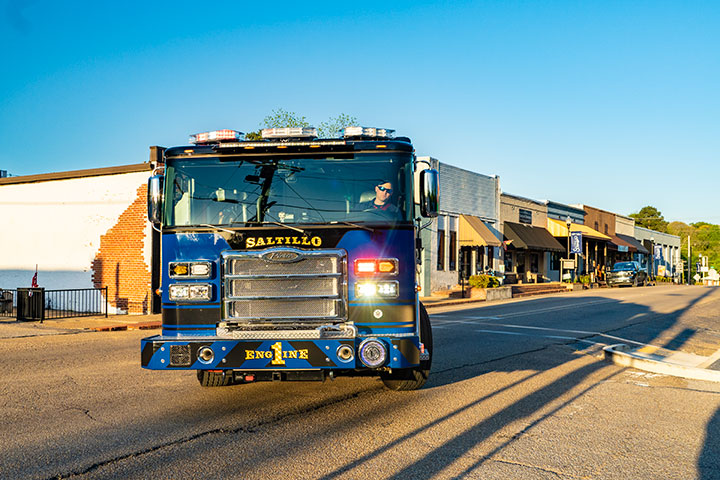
[607, 234, 637, 253]
[546, 218, 611, 241]
[504, 222, 565, 252]
[616, 233, 649, 254]
[459, 215, 502, 247]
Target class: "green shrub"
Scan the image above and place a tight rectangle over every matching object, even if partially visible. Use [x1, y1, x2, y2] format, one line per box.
[578, 274, 591, 285]
[468, 274, 500, 289]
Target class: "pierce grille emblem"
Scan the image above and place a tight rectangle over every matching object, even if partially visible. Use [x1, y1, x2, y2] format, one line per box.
[262, 251, 303, 263]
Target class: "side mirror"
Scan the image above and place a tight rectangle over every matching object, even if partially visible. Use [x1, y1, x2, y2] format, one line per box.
[147, 175, 164, 224]
[419, 168, 439, 218]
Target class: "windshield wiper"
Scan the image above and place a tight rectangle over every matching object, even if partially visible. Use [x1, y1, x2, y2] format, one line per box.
[330, 221, 374, 232]
[198, 224, 239, 234]
[265, 222, 306, 234]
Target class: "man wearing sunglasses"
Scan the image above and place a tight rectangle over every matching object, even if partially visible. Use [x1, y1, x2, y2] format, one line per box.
[357, 180, 400, 218]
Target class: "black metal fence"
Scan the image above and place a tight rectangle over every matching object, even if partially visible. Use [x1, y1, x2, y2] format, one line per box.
[0, 287, 108, 321]
[44, 288, 109, 320]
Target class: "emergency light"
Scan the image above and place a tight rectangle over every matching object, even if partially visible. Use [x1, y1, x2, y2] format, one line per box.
[261, 127, 318, 139]
[340, 126, 395, 139]
[189, 130, 245, 145]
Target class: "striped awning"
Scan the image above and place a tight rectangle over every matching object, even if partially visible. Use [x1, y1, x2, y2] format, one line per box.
[459, 215, 502, 247]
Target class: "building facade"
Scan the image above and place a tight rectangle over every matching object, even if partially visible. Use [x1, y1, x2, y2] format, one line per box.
[418, 158, 502, 295]
[0, 162, 158, 314]
[634, 226, 682, 279]
[500, 193, 564, 283]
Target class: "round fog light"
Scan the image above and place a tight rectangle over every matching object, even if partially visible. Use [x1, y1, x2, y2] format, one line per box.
[336, 345, 355, 363]
[358, 339, 387, 368]
[198, 346, 215, 364]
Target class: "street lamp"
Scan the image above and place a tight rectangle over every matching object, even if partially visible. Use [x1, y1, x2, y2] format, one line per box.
[566, 216, 572, 281]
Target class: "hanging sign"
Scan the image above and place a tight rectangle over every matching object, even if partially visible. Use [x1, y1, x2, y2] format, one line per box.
[570, 231, 583, 254]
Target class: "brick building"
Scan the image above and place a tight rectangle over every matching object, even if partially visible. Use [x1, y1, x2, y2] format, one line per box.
[0, 162, 158, 314]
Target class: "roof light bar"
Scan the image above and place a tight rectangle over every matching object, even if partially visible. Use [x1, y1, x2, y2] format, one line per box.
[261, 127, 318, 139]
[189, 130, 245, 145]
[340, 126, 395, 139]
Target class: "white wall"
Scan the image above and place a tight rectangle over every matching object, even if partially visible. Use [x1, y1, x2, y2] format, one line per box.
[0, 171, 151, 292]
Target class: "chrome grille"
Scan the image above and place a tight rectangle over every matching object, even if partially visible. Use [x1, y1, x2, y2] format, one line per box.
[223, 248, 346, 326]
[230, 298, 340, 319]
[228, 256, 338, 275]
[228, 277, 339, 297]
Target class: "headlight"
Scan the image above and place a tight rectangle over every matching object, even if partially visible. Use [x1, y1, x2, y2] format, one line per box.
[168, 283, 212, 301]
[169, 261, 212, 279]
[355, 281, 399, 298]
[358, 339, 387, 368]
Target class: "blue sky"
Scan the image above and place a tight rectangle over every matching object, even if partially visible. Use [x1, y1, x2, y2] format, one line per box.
[2, 0, 718, 224]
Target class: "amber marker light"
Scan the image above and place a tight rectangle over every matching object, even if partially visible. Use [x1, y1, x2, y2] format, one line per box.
[173, 264, 189, 276]
[377, 260, 397, 274]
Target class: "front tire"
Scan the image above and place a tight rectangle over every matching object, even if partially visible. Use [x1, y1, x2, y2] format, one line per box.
[197, 370, 233, 387]
[381, 303, 433, 391]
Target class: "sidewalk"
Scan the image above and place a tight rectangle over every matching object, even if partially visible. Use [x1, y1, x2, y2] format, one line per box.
[0, 313, 161, 337]
[604, 343, 720, 382]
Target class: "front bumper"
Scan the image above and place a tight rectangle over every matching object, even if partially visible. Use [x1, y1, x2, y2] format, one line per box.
[607, 276, 636, 286]
[141, 336, 421, 371]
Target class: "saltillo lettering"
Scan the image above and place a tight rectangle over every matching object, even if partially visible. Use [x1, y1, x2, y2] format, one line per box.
[245, 236, 322, 248]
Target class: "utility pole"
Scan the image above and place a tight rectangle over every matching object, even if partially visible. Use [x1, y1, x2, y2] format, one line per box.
[687, 234, 691, 285]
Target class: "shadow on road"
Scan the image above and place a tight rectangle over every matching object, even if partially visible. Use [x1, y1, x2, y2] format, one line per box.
[4, 286, 720, 479]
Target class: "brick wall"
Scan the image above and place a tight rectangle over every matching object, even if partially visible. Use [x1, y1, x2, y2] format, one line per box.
[91, 184, 152, 314]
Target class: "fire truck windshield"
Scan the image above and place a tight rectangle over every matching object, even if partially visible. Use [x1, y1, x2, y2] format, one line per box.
[163, 153, 413, 227]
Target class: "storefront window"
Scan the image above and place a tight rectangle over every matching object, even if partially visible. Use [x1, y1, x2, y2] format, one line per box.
[551, 252, 560, 270]
[530, 253, 539, 273]
[516, 252, 526, 274]
[476, 247, 485, 273]
[504, 251, 513, 272]
[448, 231, 457, 271]
[437, 228, 445, 270]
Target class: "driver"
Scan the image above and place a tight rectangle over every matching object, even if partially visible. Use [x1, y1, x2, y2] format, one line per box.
[357, 180, 400, 217]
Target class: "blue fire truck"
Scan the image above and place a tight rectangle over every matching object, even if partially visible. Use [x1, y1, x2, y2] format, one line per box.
[141, 126, 439, 390]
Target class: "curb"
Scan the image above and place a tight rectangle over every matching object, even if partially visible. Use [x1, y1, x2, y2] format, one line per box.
[423, 298, 486, 309]
[603, 344, 720, 383]
[91, 321, 161, 332]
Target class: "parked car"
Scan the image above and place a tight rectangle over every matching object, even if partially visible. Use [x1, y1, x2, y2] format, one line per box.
[607, 261, 648, 287]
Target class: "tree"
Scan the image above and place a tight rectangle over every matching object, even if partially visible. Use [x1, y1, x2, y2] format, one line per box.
[318, 113, 359, 139]
[262, 109, 310, 129]
[629, 206, 668, 233]
[245, 109, 358, 140]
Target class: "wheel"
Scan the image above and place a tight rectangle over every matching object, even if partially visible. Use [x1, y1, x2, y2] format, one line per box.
[197, 370, 233, 387]
[381, 303, 433, 391]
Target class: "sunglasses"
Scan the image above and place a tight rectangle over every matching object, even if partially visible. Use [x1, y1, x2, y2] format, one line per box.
[376, 185, 393, 193]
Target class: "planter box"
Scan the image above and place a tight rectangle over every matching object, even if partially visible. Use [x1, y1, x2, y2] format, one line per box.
[486, 286, 512, 302]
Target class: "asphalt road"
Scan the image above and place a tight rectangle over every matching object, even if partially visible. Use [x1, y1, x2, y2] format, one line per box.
[3, 285, 720, 479]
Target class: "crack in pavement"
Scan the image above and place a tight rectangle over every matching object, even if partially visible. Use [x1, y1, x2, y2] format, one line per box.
[490, 457, 581, 479]
[54, 387, 383, 479]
